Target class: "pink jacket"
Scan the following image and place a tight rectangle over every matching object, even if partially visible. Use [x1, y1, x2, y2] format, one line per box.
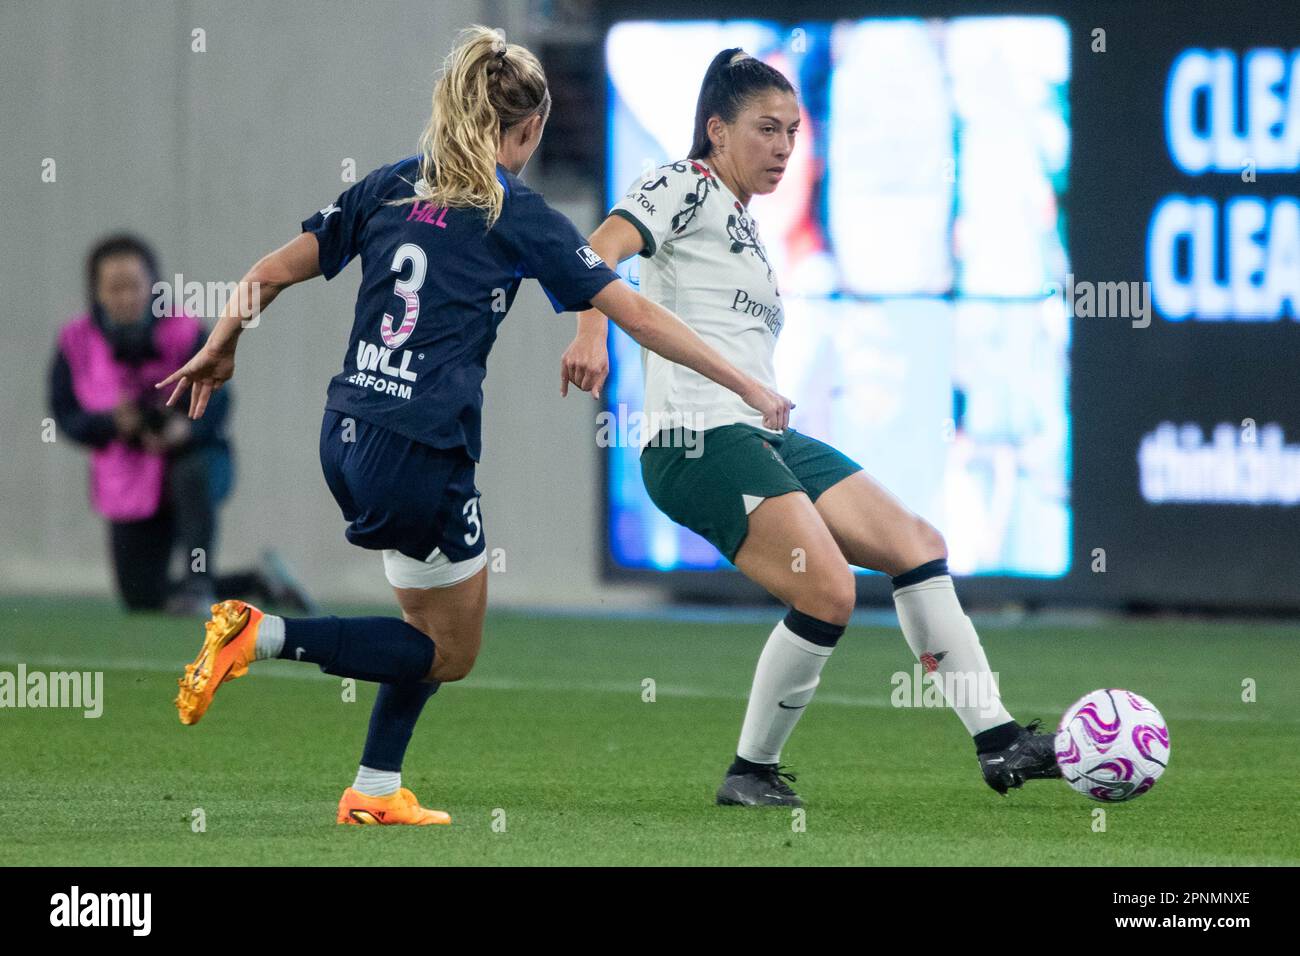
[57, 312, 201, 521]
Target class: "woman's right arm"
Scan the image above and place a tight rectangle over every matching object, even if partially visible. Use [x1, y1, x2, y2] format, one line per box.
[156, 232, 322, 419]
[560, 216, 642, 399]
[587, 277, 793, 433]
[564, 215, 793, 431]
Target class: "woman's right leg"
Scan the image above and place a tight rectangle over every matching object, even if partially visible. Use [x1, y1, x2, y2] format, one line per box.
[272, 407, 484, 690]
[718, 492, 856, 803]
[393, 564, 487, 683]
[734, 491, 856, 626]
[640, 425, 857, 804]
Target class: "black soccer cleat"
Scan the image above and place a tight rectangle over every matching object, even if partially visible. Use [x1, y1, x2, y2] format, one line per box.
[978, 719, 1063, 795]
[716, 765, 804, 807]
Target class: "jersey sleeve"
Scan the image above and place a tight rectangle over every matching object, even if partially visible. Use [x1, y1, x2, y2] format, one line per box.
[498, 191, 620, 313]
[609, 160, 712, 258]
[300, 167, 383, 280]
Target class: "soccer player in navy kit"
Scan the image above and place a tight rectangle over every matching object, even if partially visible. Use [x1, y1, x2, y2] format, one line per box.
[159, 26, 791, 826]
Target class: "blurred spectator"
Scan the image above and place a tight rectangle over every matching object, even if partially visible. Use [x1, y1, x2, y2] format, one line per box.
[48, 233, 313, 614]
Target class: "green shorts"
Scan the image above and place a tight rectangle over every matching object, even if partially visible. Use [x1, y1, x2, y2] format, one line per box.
[640, 424, 863, 564]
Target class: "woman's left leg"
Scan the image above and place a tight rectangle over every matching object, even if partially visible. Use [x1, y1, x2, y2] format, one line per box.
[813, 469, 1013, 739]
[811, 470, 945, 577]
[812, 469, 1059, 791]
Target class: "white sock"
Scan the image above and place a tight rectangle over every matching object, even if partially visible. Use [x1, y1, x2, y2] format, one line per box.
[253, 614, 285, 661]
[892, 573, 1012, 735]
[352, 765, 400, 797]
[736, 619, 835, 765]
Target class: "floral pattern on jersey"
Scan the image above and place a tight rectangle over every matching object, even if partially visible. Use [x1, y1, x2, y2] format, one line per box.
[637, 160, 715, 238]
[642, 160, 777, 287]
[724, 202, 775, 284]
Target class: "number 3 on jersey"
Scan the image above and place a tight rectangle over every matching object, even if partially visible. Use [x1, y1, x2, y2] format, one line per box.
[462, 495, 482, 547]
[381, 242, 426, 349]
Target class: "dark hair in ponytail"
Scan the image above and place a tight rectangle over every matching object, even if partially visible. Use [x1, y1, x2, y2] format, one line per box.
[688, 48, 795, 160]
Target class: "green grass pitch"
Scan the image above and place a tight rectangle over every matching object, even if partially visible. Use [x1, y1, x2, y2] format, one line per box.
[1, 596, 1297, 866]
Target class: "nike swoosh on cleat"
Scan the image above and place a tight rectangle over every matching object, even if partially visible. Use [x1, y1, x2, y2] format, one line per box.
[985, 757, 1005, 764]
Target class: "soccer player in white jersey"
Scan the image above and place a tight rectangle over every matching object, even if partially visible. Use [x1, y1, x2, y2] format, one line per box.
[562, 49, 1060, 805]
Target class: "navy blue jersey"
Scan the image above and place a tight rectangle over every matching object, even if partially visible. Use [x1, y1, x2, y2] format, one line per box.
[301, 156, 619, 460]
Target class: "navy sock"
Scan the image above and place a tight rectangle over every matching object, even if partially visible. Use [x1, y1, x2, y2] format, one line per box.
[279, 616, 434, 684]
[360, 681, 440, 772]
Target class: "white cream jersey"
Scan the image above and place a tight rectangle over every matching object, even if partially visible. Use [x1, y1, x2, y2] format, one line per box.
[611, 159, 784, 438]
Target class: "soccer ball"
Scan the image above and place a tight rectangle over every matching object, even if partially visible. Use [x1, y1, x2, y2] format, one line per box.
[1055, 689, 1170, 802]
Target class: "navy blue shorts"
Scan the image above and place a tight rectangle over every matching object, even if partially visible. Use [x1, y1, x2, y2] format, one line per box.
[319, 409, 485, 563]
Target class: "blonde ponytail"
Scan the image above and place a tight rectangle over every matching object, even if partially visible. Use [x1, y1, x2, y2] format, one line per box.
[396, 25, 550, 227]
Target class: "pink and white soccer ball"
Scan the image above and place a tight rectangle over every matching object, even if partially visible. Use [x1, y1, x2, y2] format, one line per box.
[1055, 689, 1170, 802]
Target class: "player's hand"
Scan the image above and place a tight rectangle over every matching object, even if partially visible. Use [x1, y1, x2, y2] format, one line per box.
[156, 342, 235, 420]
[560, 334, 609, 400]
[741, 380, 795, 432]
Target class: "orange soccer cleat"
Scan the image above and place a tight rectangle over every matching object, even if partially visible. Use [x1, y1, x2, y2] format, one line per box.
[175, 600, 263, 726]
[337, 787, 452, 826]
